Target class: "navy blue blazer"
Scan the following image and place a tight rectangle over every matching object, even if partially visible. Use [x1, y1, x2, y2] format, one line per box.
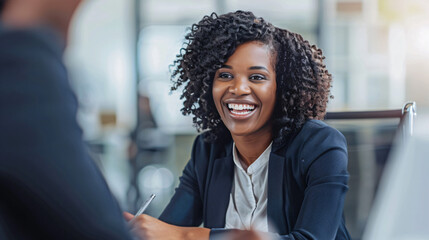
[159, 120, 351, 239]
[0, 25, 132, 239]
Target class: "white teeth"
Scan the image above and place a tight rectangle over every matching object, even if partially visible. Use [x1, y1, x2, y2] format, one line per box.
[227, 103, 255, 111]
[231, 110, 251, 115]
[227, 103, 255, 116]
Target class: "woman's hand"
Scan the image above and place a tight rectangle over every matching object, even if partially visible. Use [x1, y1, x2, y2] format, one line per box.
[123, 212, 182, 240]
[123, 212, 210, 240]
[224, 229, 273, 240]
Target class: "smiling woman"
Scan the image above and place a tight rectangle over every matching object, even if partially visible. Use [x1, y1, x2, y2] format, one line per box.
[212, 41, 277, 166]
[125, 11, 351, 240]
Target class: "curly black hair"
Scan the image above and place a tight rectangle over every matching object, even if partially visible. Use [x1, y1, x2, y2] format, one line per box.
[171, 11, 332, 144]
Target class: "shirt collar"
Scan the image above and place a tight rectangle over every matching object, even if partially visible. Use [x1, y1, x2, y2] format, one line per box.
[232, 141, 272, 175]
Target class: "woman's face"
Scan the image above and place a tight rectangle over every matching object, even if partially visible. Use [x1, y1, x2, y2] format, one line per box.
[212, 41, 277, 138]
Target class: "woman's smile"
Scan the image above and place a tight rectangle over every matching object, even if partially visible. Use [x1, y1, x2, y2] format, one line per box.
[224, 101, 257, 119]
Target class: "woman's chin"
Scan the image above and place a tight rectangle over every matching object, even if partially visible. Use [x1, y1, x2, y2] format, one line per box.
[227, 128, 254, 137]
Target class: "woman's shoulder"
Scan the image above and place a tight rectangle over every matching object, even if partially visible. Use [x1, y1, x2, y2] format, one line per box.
[286, 119, 347, 159]
[192, 131, 226, 148]
[191, 131, 233, 159]
[301, 119, 335, 130]
[297, 119, 345, 142]
[281, 119, 348, 174]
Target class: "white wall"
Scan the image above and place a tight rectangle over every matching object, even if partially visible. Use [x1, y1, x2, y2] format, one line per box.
[66, 0, 137, 139]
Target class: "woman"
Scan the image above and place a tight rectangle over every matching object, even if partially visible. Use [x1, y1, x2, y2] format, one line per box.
[125, 10, 351, 240]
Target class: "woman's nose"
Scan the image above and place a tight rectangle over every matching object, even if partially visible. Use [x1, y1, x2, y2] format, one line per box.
[228, 77, 251, 95]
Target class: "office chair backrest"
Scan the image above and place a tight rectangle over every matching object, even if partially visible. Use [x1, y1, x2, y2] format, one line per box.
[325, 101, 416, 139]
[323, 101, 416, 240]
[362, 103, 427, 240]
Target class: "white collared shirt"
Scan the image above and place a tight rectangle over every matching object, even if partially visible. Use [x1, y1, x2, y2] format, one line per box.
[224, 142, 272, 232]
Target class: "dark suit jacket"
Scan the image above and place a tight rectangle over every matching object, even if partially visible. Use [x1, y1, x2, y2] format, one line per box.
[159, 120, 351, 240]
[0, 25, 133, 239]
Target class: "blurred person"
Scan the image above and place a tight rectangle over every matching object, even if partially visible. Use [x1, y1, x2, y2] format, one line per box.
[125, 11, 351, 240]
[0, 0, 133, 239]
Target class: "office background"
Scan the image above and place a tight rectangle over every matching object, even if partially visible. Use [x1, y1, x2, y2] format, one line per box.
[64, 0, 429, 239]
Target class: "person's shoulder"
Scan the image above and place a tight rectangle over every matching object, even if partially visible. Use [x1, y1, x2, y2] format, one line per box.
[0, 24, 64, 58]
[192, 131, 222, 150]
[283, 120, 348, 173]
[0, 24, 69, 89]
[192, 132, 210, 148]
[288, 119, 347, 158]
[298, 119, 344, 141]
[302, 119, 331, 130]
[194, 131, 231, 146]
[191, 131, 232, 159]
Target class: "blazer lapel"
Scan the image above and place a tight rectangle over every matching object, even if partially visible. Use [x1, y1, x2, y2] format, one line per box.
[205, 140, 288, 231]
[267, 152, 287, 233]
[205, 155, 234, 228]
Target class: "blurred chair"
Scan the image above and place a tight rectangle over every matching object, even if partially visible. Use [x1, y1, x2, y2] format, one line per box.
[127, 94, 173, 214]
[323, 102, 416, 240]
[325, 101, 416, 138]
[362, 106, 428, 240]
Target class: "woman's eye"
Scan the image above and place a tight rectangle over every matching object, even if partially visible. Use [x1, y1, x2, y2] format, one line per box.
[249, 74, 266, 81]
[218, 72, 233, 79]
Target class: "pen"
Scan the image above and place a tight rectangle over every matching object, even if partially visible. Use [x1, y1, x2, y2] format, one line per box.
[133, 194, 156, 219]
